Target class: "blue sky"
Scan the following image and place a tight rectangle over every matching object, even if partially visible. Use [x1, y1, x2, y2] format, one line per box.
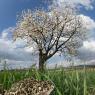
[80, 7, 95, 20]
[0, 0, 95, 69]
[0, 0, 49, 31]
[0, 0, 95, 33]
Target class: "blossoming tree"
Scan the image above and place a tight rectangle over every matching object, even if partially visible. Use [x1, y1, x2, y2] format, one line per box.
[13, 5, 86, 72]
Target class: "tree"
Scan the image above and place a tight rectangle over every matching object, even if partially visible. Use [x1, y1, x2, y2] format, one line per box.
[13, 5, 86, 72]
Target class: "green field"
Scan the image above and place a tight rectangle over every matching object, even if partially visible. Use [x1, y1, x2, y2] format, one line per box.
[0, 68, 95, 95]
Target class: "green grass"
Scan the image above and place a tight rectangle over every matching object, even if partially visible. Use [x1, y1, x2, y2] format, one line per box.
[0, 68, 95, 95]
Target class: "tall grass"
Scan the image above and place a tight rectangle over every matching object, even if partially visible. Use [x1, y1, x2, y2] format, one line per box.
[0, 67, 95, 95]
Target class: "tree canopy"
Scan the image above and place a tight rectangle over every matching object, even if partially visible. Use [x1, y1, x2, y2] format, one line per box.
[13, 5, 86, 71]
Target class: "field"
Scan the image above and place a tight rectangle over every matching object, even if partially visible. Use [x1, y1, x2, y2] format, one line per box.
[0, 68, 95, 95]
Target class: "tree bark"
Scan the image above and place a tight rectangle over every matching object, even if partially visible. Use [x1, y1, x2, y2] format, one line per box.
[39, 49, 46, 73]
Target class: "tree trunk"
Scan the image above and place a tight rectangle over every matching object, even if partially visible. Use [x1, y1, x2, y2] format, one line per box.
[39, 49, 46, 73]
[39, 55, 45, 72]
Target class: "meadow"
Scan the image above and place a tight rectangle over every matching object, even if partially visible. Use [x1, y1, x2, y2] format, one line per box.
[0, 67, 95, 95]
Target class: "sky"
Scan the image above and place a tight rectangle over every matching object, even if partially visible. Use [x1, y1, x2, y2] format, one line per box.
[0, 0, 49, 31]
[0, 0, 95, 69]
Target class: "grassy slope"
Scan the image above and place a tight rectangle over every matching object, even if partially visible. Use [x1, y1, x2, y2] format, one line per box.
[0, 68, 95, 95]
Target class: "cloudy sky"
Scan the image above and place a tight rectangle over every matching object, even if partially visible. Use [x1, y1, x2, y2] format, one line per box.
[0, 0, 95, 69]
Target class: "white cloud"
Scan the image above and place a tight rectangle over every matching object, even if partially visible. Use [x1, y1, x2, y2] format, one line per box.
[1, 27, 14, 40]
[0, 27, 38, 70]
[2, 32, 8, 39]
[77, 15, 95, 62]
[83, 40, 95, 51]
[79, 14, 95, 31]
[55, 0, 94, 10]
[78, 39, 95, 62]
[0, 27, 36, 62]
[24, 47, 34, 53]
[78, 15, 95, 52]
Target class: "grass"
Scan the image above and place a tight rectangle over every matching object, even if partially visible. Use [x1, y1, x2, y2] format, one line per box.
[0, 67, 95, 95]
